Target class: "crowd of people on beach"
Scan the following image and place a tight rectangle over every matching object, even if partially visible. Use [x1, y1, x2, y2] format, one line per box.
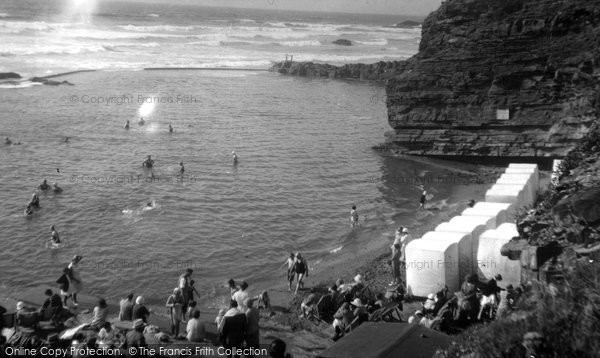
[1, 261, 294, 358]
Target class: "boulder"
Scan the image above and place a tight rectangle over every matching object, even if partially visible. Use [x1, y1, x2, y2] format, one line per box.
[0, 72, 21, 80]
[332, 39, 352, 46]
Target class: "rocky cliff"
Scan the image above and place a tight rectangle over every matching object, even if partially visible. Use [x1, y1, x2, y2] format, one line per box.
[386, 0, 600, 158]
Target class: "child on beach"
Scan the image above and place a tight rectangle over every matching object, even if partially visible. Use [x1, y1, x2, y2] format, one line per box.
[350, 205, 359, 227]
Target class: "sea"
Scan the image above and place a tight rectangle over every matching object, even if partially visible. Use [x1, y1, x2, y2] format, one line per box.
[0, 0, 480, 309]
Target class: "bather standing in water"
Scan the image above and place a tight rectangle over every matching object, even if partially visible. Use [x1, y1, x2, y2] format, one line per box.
[350, 205, 359, 227]
[179, 162, 185, 175]
[232, 151, 238, 165]
[169, 124, 173, 133]
[142, 155, 154, 168]
[124, 120, 130, 130]
[52, 182, 63, 193]
[138, 117, 145, 126]
[29, 193, 40, 208]
[50, 225, 61, 245]
[38, 179, 50, 191]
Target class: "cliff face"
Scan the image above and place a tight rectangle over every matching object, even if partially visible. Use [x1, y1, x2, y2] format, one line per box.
[386, 0, 600, 158]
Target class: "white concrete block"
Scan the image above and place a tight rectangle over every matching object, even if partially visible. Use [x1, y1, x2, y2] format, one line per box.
[405, 238, 460, 296]
[468, 202, 515, 223]
[485, 185, 523, 206]
[436, 216, 495, 273]
[493, 181, 533, 206]
[422, 231, 472, 284]
[478, 228, 521, 288]
[496, 223, 519, 237]
[505, 167, 539, 196]
[462, 207, 505, 228]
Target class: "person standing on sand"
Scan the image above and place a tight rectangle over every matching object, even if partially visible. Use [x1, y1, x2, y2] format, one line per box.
[419, 190, 427, 210]
[245, 298, 260, 353]
[67, 255, 83, 306]
[178, 269, 194, 314]
[165, 288, 184, 338]
[56, 267, 71, 306]
[119, 293, 134, 321]
[391, 243, 402, 285]
[399, 228, 412, 262]
[292, 253, 309, 294]
[350, 205, 359, 227]
[280, 253, 296, 291]
[232, 281, 250, 312]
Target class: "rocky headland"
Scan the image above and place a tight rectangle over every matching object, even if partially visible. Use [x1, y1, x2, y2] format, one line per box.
[271, 0, 600, 159]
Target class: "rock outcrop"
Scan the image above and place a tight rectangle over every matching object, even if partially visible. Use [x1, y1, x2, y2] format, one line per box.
[332, 39, 352, 46]
[385, 0, 600, 158]
[30, 77, 74, 86]
[269, 60, 409, 81]
[0, 72, 21, 80]
[392, 20, 421, 28]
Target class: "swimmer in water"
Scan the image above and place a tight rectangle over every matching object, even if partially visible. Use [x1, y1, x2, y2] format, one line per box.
[139, 117, 145, 126]
[232, 151, 238, 165]
[52, 182, 63, 193]
[29, 193, 40, 208]
[350, 205, 359, 227]
[5, 137, 12, 145]
[169, 124, 173, 133]
[124, 120, 130, 130]
[64, 136, 69, 143]
[179, 161, 185, 174]
[142, 155, 154, 168]
[38, 179, 50, 191]
[467, 199, 476, 208]
[50, 225, 61, 245]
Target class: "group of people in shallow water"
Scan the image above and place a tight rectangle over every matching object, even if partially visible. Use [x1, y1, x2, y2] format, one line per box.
[123, 118, 174, 133]
[25, 179, 63, 216]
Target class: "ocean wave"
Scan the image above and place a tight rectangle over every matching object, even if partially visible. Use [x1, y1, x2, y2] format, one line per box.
[0, 81, 43, 89]
[273, 40, 322, 47]
[0, 13, 9, 18]
[354, 39, 389, 46]
[0, 43, 108, 56]
[0, 21, 72, 33]
[119, 24, 195, 32]
[147, 14, 160, 18]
